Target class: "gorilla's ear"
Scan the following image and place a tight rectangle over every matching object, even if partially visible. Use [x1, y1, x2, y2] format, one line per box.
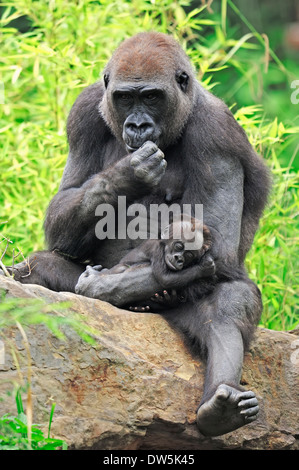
[104, 73, 110, 89]
[175, 71, 189, 92]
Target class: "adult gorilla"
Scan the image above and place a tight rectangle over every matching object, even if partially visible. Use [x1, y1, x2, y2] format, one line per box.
[7, 32, 270, 436]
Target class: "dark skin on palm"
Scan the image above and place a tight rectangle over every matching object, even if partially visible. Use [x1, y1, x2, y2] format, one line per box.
[6, 32, 270, 436]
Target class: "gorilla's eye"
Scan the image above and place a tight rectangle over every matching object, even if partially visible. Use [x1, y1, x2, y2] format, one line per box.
[145, 93, 158, 102]
[174, 241, 184, 251]
[119, 93, 131, 101]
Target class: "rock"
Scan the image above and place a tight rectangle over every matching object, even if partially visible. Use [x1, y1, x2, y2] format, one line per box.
[0, 275, 298, 450]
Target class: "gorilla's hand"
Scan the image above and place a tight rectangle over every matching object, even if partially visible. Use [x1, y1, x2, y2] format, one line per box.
[197, 255, 216, 277]
[150, 289, 183, 307]
[130, 141, 166, 189]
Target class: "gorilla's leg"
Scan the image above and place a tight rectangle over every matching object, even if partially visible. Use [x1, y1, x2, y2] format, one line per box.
[5, 251, 85, 292]
[195, 321, 259, 437]
[163, 278, 262, 437]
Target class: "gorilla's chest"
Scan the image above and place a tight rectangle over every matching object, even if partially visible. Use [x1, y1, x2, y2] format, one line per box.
[139, 160, 185, 206]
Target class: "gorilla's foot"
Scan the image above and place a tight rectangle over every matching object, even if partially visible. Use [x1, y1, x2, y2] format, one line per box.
[196, 384, 259, 437]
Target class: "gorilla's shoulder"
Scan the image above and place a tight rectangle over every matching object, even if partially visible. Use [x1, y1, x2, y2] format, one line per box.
[66, 82, 107, 147]
[188, 83, 249, 155]
[67, 82, 104, 126]
[71, 81, 104, 107]
[193, 83, 230, 117]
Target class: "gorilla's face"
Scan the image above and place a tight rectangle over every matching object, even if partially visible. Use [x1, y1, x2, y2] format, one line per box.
[100, 72, 194, 153]
[112, 83, 165, 152]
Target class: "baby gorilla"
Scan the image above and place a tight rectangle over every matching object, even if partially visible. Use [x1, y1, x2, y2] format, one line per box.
[76, 217, 216, 311]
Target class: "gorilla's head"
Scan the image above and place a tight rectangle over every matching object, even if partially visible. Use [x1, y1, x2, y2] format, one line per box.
[99, 32, 196, 152]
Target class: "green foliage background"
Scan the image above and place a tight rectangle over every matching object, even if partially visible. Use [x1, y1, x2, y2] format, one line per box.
[0, 0, 298, 330]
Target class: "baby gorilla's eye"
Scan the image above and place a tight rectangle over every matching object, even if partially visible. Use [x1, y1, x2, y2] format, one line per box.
[184, 251, 194, 261]
[174, 241, 184, 251]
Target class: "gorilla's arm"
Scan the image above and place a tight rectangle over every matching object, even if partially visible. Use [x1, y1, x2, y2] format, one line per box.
[44, 83, 166, 260]
[199, 152, 245, 278]
[181, 88, 269, 281]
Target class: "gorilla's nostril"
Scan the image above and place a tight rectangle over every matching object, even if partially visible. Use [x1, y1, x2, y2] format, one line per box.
[174, 255, 184, 264]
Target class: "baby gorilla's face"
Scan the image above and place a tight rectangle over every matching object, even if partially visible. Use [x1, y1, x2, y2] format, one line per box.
[164, 240, 196, 271]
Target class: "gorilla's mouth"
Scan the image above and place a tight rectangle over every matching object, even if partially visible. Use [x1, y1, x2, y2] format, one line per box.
[125, 139, 159, 153]
[123, 126, 161, 154]
[126, 144, 140, 153]
[165, 257, 183, 271]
